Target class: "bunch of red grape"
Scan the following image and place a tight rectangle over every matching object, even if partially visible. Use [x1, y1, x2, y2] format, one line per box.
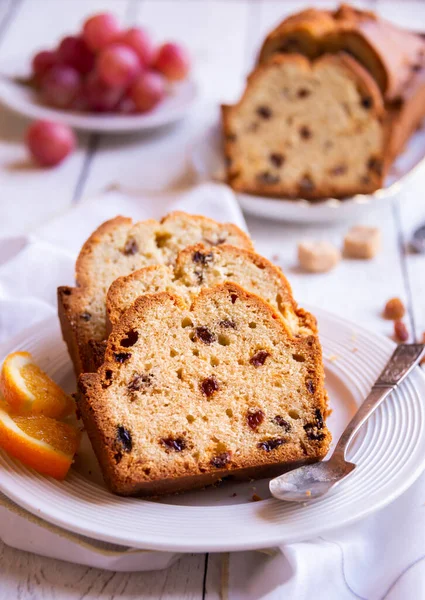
[31, 12, 191, 114]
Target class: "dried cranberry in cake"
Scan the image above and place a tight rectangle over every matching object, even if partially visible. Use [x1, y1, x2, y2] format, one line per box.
[299, 175, 315, 193]
[299, 126, 312, 140]
[116, 426, 133, 452]
[367, 157, 383, 175]
[304, 409, 325, 441]
[123, 239, 138, 255]
[219, 319, 236, 329]
[361, 96, 373, 109]
[160, 437, 186, 452]
[195, 326, 216, 344]
[257, 438, 286, 452]
[269, 152, 285, 167]
[256, 106, 272, 119]
[330, 165, 347, 176]
[200, 376, 219, 397]
[250, 350, 270, 367]
[192, 250, 213, 265]
[127, 373, 152, 392]
[306, 379, 315, 394]
[273, 416, 291, 431]
[256, 172, 280, 185]
[247, 409, 265, 430]
[80, 312, 92, 321]
[114, 352, 132, 363]
[210, 452, 231, 468]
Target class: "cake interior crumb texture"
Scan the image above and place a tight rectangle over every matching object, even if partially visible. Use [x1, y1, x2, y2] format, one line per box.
[78, 283, 331, 497]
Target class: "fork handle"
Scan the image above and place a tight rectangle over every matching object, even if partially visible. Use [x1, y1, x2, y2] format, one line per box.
[333, 344, 425, 459]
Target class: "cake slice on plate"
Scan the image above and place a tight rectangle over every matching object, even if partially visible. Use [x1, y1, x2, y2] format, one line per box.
[78, 282, 331, 496]
[58, 212, 253, 375]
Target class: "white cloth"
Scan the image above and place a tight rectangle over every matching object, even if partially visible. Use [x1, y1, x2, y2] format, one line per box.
[0, 184, 424, 600]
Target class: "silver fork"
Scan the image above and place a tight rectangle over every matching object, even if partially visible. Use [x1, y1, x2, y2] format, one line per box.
[270, 344, 425, 502]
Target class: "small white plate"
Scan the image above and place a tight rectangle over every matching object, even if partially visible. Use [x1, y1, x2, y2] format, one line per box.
[190, 117, 425, 223]
[0, 58, 198, 133]
[0, 309, 424, 553]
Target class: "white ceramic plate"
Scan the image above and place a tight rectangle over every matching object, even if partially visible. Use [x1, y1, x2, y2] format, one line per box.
[190, 118, 425, 223]
[0, 58, 198, 133]
[0, 309, 424, 553]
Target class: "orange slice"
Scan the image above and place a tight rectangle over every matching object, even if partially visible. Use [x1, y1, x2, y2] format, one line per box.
[0, 351, 74, 418]
[0, 406, 81, 479]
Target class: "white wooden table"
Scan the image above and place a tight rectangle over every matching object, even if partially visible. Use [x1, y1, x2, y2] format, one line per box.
[0, 0, 425, 598]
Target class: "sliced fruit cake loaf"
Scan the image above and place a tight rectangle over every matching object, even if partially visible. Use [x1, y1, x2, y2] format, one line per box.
[222, 53, 387, 199]
[78, 282, 331, 496]
[58, 212, 253, 376]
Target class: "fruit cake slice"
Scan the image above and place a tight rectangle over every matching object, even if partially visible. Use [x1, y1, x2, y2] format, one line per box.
[107, 243, 315, 334]
[58, 212, 253, 376]
[222, 53, 387, 199]
[78, 282, 331, 496]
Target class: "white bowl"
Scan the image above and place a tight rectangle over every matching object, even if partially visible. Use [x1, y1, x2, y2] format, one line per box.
[0, 57, 198, 133]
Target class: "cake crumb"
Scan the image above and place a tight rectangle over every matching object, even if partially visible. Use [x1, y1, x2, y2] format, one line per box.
[252, 494, 262, 502]
[327, 354, 338, 362]
[305, 490, 312, 497]
[352, 347, 359, 353]
[298, 240, 341, 273]
[343, 225, 381, 259]
[272, 254, 279, 262]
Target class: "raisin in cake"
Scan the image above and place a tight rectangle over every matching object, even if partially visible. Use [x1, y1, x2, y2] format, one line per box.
[78, 283, 331, 496]
[58, 212, 253, 375]
[258, 5, 425, 161]
[222, 53, 386, 199]
[106, 244, 315, 334]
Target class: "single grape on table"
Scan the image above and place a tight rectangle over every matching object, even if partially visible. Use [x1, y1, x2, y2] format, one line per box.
[29, 11, 191, 116]
[26, 120, 76, 167]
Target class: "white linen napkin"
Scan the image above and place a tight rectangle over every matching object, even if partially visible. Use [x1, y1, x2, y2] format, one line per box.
[0, 183, 424, 599]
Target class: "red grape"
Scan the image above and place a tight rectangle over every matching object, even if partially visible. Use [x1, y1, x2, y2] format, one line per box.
[41, 65, 81, 108]
[97, 44, 140, 87]
[32, 50, 57, 81]
[154, 42, 190, 81]
[57, 36, 95, 74]
[119, 27, 155, 67]
[83, 72, 122, 112]
[26, 120, 75, 167]
[130, 71, 165, 112]
[83, 13, 121, 52]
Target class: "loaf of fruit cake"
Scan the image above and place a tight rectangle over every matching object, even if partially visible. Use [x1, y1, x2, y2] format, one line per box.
[78, 282, 331, 496]
[58, 212, 253, 375]
[222, 53, 387, 199]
